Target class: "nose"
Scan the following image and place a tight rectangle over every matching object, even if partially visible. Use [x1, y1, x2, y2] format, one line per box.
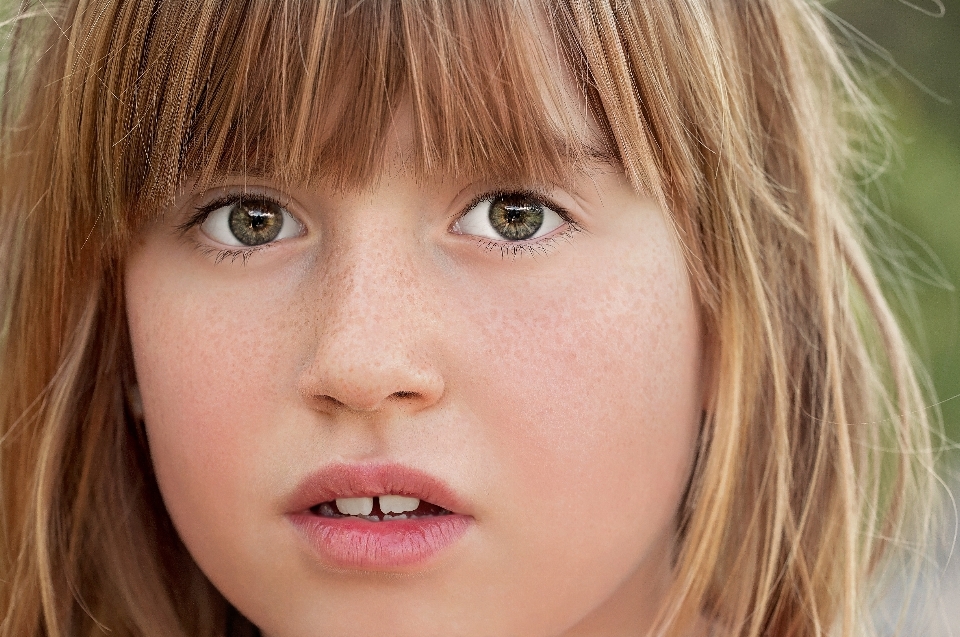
[296, 236, 445, 416]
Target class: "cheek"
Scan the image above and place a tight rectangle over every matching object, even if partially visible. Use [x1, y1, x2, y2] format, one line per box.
[124, 254, 301, 548]
[457, 235, 702, 575]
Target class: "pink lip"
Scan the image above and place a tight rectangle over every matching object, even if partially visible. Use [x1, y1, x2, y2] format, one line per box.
[285, 462, 473, 570]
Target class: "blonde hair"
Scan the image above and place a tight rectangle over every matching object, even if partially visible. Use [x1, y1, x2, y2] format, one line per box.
[0, 1, 936, 636]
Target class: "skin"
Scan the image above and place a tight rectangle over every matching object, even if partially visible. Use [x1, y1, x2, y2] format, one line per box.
[125, 110, 707, 636]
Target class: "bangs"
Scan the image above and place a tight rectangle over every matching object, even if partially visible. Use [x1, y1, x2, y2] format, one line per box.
[96, 0, 616, 215]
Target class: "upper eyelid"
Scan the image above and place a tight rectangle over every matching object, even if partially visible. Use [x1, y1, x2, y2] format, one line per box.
[176, 191, 298, 234]
[453, 188, 574, 227]
[198, 191, 294, 215]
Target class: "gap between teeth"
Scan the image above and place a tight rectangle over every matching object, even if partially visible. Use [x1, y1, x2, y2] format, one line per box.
[335, 495, 420, 516]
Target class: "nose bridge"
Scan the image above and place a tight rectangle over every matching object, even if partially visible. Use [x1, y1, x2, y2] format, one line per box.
[298, 221, 443, 414]
[326, 238, 419, 345]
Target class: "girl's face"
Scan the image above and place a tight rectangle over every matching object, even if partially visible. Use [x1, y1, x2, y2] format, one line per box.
[125, 105, 706, 635]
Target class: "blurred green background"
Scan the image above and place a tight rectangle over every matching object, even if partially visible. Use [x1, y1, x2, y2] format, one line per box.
[830, 0, 960, 468]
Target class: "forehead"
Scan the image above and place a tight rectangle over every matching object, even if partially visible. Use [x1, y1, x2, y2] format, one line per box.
[116, 0, 617, 210]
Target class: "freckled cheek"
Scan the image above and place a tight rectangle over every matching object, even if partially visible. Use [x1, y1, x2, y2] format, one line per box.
[125, 271, 301, 517]
[464, 261, 702, 543]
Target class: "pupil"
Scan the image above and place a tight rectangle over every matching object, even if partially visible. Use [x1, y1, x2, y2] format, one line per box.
[249, 211, 269, 229]
[229, 199, 284, 246]
[489, 194, 544, 241]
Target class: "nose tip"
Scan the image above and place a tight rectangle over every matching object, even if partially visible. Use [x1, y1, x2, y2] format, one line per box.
[296, 294, 445, 415]
[300, 362, 444, 415]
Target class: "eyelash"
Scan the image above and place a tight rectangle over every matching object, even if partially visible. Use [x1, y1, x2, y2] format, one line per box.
[178, 189, 582, 264]
[177, 194, 280, 265]
[457, 188, 583, 260]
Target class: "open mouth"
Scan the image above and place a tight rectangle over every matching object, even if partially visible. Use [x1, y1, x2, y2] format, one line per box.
[311, 495, 453, 522]
[288, 464, 471, 568]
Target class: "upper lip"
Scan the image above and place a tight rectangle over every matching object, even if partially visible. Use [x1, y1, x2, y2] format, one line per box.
[285, 462, 469, 515]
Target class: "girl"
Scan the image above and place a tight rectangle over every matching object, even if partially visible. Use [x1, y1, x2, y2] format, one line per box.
[0, 1, 937, 636]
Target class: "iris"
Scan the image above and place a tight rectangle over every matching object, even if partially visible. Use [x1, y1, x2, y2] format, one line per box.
[488, 194, 545, 240]
[228, 199, 285, 246]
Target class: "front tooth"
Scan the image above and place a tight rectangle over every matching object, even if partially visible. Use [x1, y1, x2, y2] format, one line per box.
[335, 497, 374, 516]
[379, 495, 420, 514]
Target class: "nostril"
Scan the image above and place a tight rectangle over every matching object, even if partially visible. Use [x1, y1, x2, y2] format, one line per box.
[313, 395, 348, 410]
[296, 352, 444, 414]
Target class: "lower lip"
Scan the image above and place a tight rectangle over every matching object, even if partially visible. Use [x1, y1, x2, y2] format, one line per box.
[287, 512, 472, 570]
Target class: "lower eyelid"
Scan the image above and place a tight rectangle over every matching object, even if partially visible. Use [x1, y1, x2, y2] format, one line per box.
[201, 245, 264, 265]
[472, 223, 581, 259]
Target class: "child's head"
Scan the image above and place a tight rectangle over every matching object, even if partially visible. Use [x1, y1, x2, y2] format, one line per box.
[0, 2, 934, 636]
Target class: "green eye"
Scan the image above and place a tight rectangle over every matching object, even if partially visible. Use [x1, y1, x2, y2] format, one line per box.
[200, 196, 303, 247]
[488, 194, 545, 241]
[455, 192, 564, 242]
[228, 200, 285, 246]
